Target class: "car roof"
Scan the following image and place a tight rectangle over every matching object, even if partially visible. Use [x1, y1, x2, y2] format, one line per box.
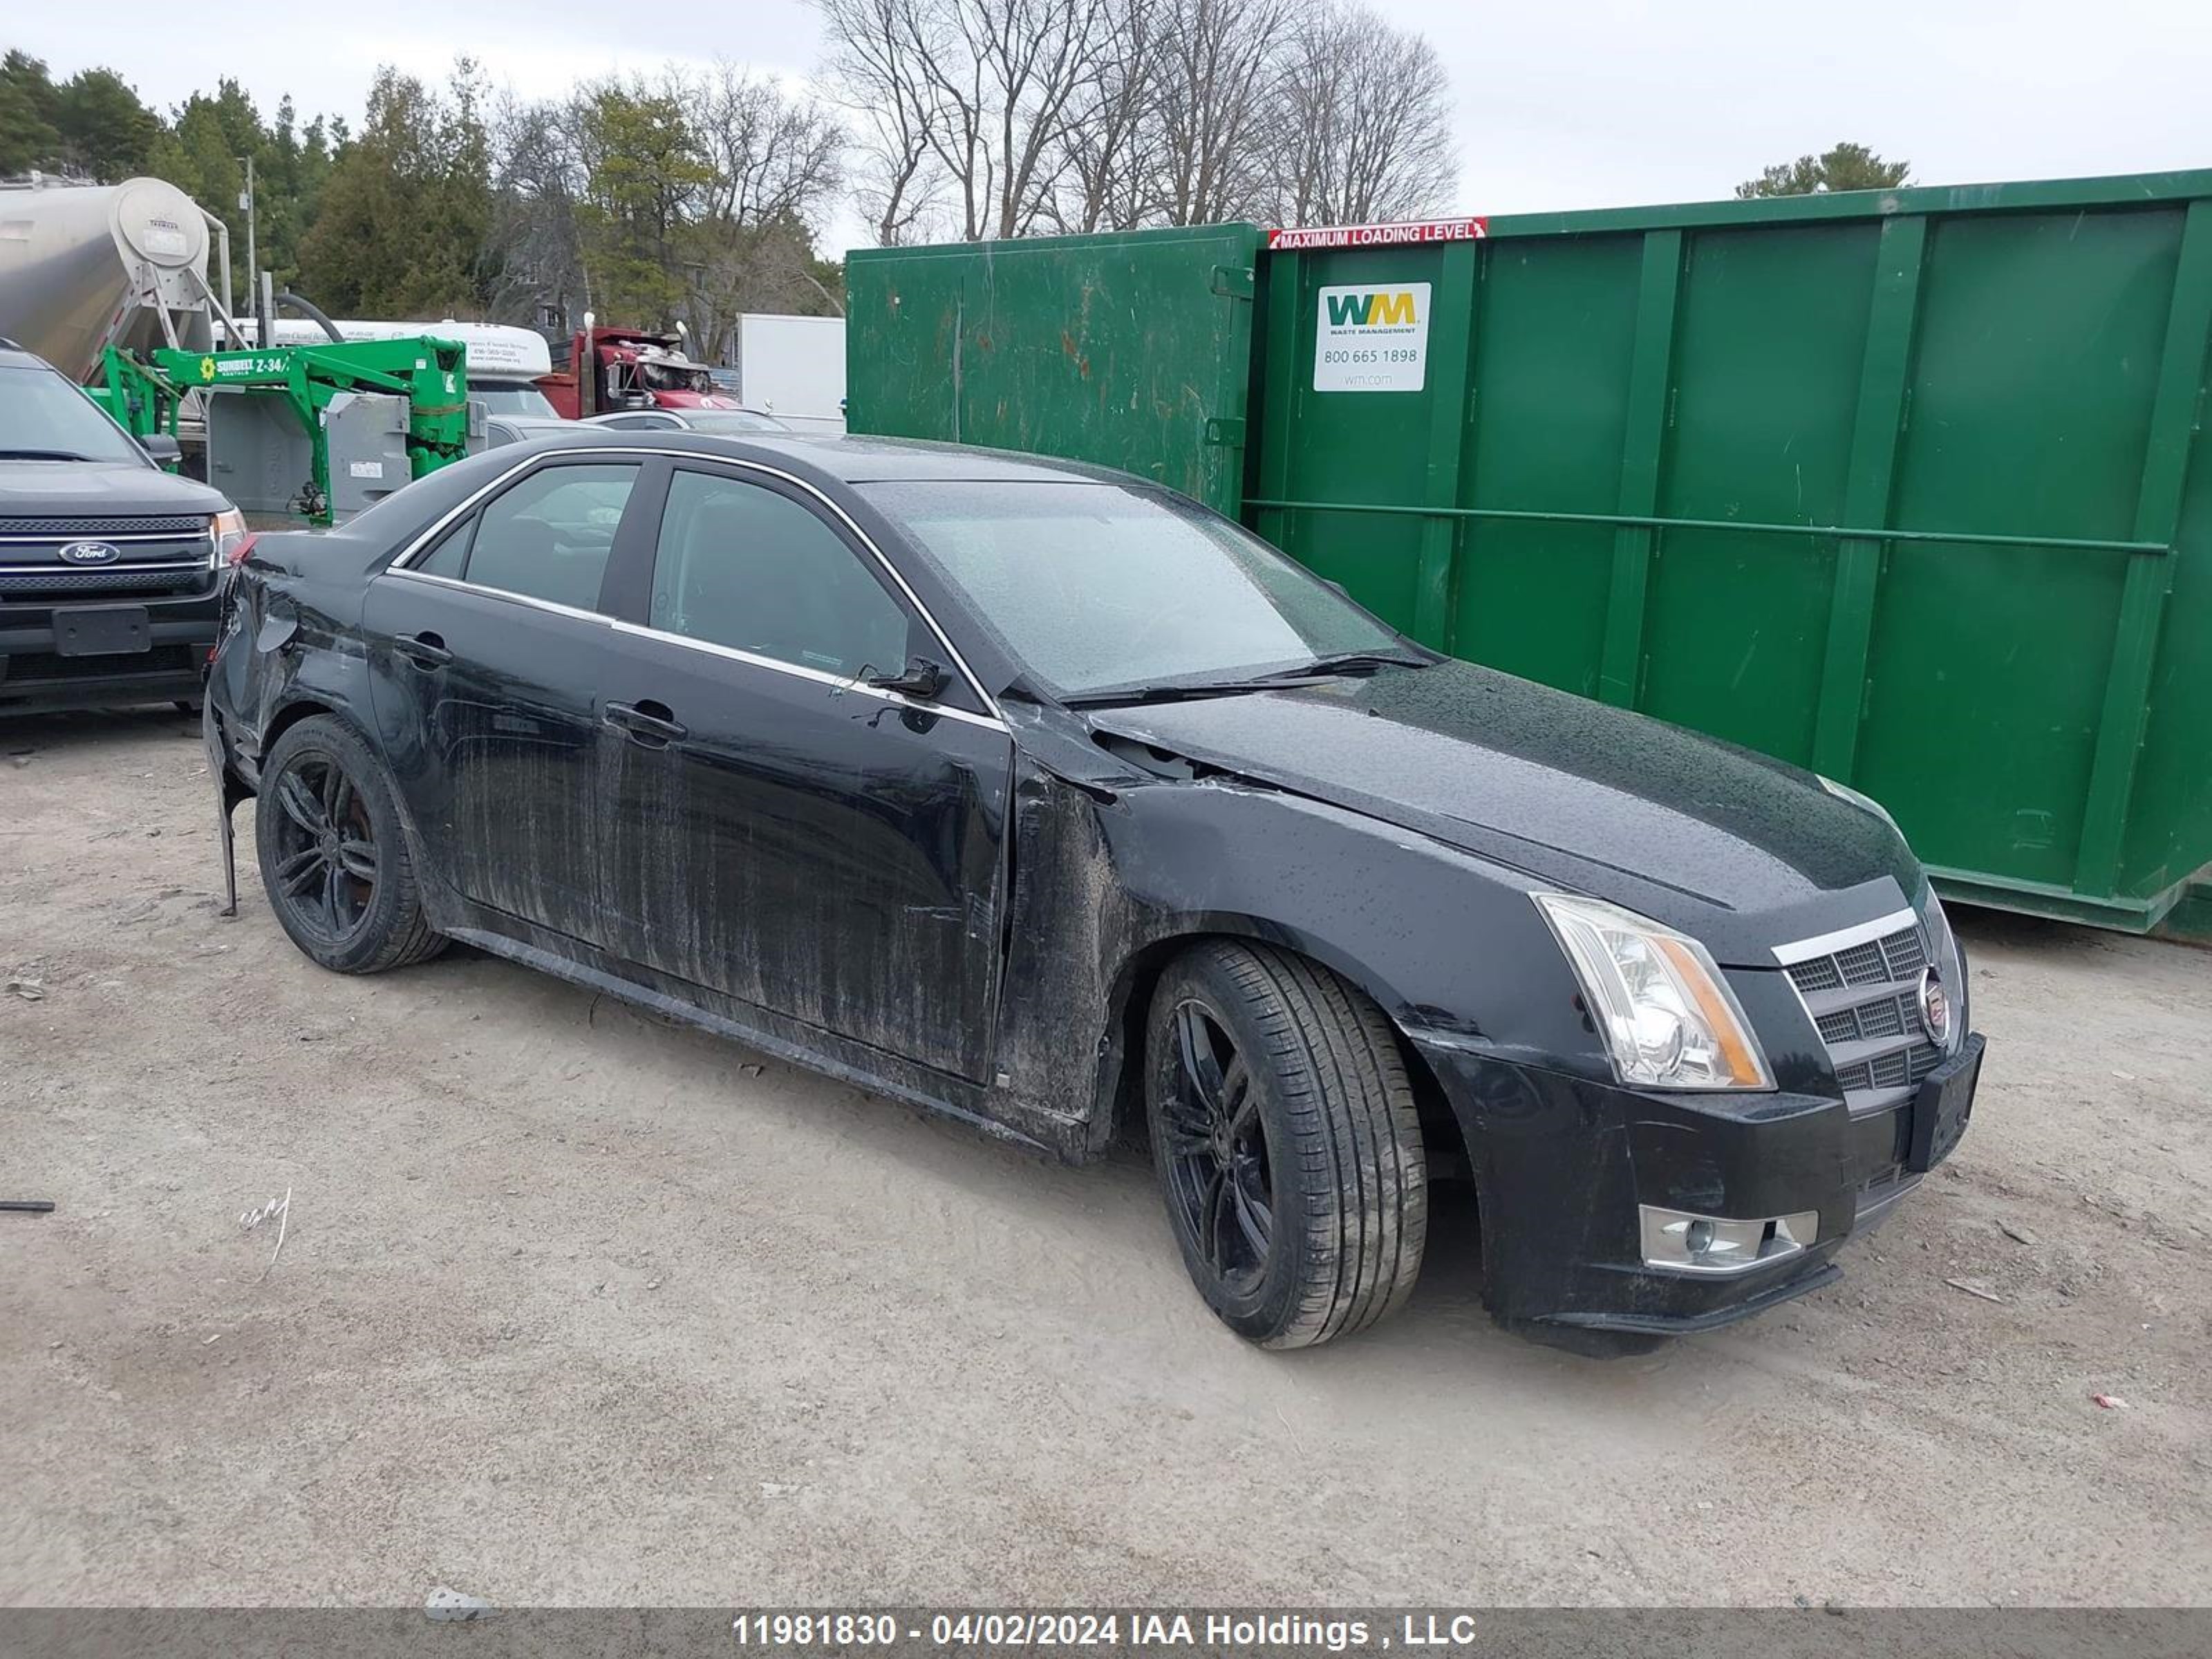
[512, 426, 1138, 489]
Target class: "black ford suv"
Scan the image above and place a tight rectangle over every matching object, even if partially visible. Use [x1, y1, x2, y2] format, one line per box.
[0, 340, 244, 715]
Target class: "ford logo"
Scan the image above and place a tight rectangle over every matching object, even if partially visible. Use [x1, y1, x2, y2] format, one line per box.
[58, 540, 122, 566]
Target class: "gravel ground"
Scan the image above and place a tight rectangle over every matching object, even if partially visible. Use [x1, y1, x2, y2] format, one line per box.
[2, 706, 2208, 1608]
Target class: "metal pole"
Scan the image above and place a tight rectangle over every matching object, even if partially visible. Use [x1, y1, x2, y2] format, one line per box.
[204, 212, 235, 342]
[239, 154, 256, 313]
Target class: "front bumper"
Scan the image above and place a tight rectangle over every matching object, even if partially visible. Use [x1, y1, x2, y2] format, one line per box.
[0, 590, 220, 714]
[1415, 1031, 1983, 1347]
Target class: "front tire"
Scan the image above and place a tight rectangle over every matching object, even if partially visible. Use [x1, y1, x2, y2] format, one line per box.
[1145, 941, 1427, 1349]
[254, 714, 445, 974]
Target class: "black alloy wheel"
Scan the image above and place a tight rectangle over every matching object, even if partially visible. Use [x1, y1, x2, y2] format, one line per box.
[1145, 940, 1428, 1349]
[252, 714, 445, 975]
[1157, 999, 1275, 1294]
[266, 753, 379, 946]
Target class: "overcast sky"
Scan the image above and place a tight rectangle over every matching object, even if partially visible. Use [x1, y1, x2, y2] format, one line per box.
[14, 0, 2211, 250]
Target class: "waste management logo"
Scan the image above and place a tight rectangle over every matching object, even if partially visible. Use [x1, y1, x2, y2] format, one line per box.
[1314, 281, 1430, 393]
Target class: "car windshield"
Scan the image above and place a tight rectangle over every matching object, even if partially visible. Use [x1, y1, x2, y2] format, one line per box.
[0, 364, 146, 465]
[473, 384, 558, 418]
[684, 411, 789, 433]
[864, 480, 1408, 697]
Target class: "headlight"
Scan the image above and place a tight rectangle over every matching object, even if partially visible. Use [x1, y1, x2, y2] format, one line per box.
[1817, 773, 1900, 834]
[208, 508, 250, 568]
[1533, 893, 1774, 1091]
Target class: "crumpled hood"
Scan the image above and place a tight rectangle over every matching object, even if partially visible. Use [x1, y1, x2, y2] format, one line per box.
[1085, 659, 1920, 960]
[0, 459, 229, 518]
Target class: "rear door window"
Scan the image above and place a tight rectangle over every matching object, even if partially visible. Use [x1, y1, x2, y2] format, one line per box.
[433, 462, 641, 614]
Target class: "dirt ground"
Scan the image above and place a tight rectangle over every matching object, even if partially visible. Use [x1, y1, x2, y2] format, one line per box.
[1, 706, 2208, 1609]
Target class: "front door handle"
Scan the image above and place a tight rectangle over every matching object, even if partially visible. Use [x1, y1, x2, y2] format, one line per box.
[604, 699, 688, 747]
[395, 630, 453, 670]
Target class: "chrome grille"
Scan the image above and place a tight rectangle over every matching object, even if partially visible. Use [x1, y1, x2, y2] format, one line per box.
[0, 562, 212, 596]
[1880, 929, 1927, 978]
[1779, 913, 1946, 1112]
[1816, 993, 1909, 1044]
[0, 529, 214, 603]
[1834, 1042, 1944, 1094]
[0, 514, 208, 537]
[1833, 939, 1885, 985]
[1785, 921, 1924, 1000]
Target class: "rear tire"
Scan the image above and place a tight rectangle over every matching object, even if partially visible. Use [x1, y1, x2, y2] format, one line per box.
[254, 715, 445, 974]
[1145, 941, 1427, 1349]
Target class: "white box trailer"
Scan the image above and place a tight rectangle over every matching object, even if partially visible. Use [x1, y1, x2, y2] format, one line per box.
[735, 312, 845, 434]
[236, 317, 556, 416]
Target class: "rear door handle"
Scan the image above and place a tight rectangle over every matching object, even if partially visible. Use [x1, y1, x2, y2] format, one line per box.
[604, 699, 688, 747]
[395, 631, 453, 670]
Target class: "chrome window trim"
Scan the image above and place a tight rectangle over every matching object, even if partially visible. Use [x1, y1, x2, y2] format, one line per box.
[606, 620, 1007, 733]
[387, 451, 642, 576]
[385, 444, 1004, 723]
[382, 570, 1008, 736]
[1769, 906, 1918, 968]
[385, 565, 618, 629]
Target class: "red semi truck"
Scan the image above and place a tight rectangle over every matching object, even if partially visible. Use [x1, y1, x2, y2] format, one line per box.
[535, 317, 749, 420]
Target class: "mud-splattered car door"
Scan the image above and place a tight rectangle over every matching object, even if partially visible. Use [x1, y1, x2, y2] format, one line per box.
[364, 458, 653, 947]
[597, 463, 1014, 1081]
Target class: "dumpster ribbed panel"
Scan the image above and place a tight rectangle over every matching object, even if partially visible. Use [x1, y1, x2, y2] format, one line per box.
[846, 170, 2212, 931]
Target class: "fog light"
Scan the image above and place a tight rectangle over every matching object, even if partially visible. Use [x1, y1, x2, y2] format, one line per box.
[1639, 1205, 1817, 1276]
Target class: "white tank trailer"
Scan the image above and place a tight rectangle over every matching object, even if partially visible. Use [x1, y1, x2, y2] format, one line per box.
[0, 176, 227, 379]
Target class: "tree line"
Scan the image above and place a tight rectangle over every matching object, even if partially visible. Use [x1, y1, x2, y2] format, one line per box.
[3, 1, 1458, 350]
[1, 49, 850, 363]
[818, 0, 1456, 243]
[5, 17, 1913, 360]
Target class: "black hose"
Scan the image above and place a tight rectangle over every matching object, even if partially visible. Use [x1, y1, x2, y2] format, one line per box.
[274, 291, 345, 344]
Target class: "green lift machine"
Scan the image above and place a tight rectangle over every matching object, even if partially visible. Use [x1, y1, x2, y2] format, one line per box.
[91, 335, 472, 527]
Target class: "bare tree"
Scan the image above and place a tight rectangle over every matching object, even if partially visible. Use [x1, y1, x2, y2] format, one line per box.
[690, 62, 844, 228]
[1049, 0, 1163, 232]
[816, 0, 944, 244]
[488, 64, 849, 343]
[817, 0, 1460, 244]
[818, 0, 1105, 241]
[929, 0, 1105, 239]
[682, 221, 845, 361]
[1266, 0, 1455, 225]
[1147, 0, 1291, 225]
[487, 87, 588, 319]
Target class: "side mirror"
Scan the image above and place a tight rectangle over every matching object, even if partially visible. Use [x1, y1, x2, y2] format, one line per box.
[140, 432, 182, 466]
[867, 656, 948, 701]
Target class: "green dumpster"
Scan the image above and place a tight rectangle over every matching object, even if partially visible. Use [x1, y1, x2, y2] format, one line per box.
[846, 169, 2212, 935]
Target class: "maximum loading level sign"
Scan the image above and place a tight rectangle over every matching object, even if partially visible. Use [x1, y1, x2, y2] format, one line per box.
[1313, 281, 1430, 393]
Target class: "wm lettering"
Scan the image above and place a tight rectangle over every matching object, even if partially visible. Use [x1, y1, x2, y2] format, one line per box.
[1325, 290, 1419, 327]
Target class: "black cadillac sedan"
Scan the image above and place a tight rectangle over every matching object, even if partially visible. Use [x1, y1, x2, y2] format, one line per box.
[204, 431, 1985, 1353]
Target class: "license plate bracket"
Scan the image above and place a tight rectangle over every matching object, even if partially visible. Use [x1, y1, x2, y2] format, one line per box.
[53, 606, 151, 657]
[1906, 1032, 1985, 1173]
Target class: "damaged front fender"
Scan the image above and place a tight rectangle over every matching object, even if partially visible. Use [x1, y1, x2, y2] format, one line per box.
[986, 720, 1606, 1161]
